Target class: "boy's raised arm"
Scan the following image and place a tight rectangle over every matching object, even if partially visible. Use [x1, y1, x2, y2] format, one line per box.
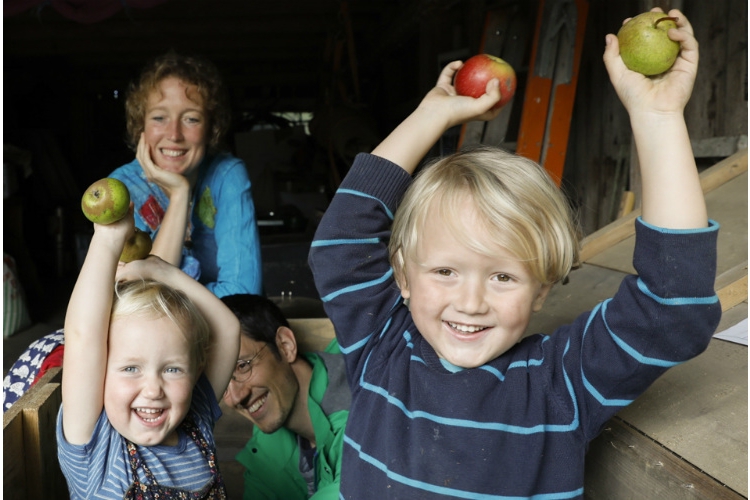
[371, 60, 503, 174]
[61, 210, 133, 445]
[116, 257, 240, 400]
[603, 9, 706, 230]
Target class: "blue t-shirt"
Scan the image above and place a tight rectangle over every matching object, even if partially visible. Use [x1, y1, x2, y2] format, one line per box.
[109, 152, 263, 298]
[57, 374, 221, 499]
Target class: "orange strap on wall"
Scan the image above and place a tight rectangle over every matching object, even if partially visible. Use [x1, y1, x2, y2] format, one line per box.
[516, 0, 588, 186]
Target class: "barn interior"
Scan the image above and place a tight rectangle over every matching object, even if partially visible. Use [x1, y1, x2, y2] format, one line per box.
[3, 0, 747, 498]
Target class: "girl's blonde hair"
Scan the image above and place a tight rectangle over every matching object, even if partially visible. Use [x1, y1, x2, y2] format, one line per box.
[111, 279, 210, 372]
[389, 146, 580, 288]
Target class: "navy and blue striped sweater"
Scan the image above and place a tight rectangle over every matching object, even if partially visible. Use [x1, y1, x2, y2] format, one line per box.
[309, 153, 721, 499]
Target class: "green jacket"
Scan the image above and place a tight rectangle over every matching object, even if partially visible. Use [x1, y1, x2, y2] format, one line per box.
[236, 341, 350, 499]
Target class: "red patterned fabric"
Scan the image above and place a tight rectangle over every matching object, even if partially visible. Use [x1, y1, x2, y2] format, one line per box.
[32, 344, 65, 386]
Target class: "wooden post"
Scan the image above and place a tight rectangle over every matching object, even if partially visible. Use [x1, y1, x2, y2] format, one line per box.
[3, 367, 68, 500]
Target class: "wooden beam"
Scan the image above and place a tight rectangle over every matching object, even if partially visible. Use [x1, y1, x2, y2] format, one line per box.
[3, 367, 66, 500]
[716, 261, 749, 312]
[288, 317, 336, 353]
[580, 148, 748, 262]
[3, 410, 26, 499]
[585, 417, 746, 499]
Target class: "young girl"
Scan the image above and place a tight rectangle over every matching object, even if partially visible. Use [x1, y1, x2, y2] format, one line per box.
[57, 207, 239, 499]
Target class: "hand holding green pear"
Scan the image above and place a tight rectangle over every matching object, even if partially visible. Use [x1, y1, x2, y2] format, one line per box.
[81, 178, 130, 225]
[617, 11, 680, 76]
[81, 177, 152, 261]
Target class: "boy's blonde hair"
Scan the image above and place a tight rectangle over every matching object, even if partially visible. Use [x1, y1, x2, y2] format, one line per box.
[111, 279, 210, 372]
[389, 146, 580, 288]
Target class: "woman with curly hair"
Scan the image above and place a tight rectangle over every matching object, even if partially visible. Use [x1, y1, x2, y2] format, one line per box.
[109, 51, 262, 297]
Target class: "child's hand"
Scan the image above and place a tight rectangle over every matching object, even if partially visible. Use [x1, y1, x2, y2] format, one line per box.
[603, 8, 698, 117]
[419, 60, 504, 129]
[115, 254, 173, 283]
[92, 203, 136, 254]
[136, 133, 190, 198]
[370, 60, 505, 172]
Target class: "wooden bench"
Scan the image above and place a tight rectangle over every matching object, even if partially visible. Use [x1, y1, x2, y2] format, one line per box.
[3, 366, 69, 500]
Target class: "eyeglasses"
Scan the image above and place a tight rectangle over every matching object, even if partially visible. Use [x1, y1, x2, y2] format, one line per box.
[230, 343, 268, 383]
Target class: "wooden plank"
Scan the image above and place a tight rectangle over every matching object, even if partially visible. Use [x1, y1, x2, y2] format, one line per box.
[459, 10, 511, 149]
[539, 0, 588, 184]
[699, 148, 749, 193]
[587, 168, 748, 276]
[22, 381, 67, 500]
[4, 410, 27, 500]
[288, 317, 336, 353]
[692, 136, 748, 158]
[482, 8, 533, 147]
[515, 0, 552, 164]
[3, 367, 67, 500]
[715, 300, 748, 334]
[721, 0, 748, 137]
[684, 0, 728, 140]
[715, 260, 748, 316]
[616, 338, 748, 496]
[527, 263, 625, 336]
[581, 148, 748, 263]
[718, 274, 748, 312]
[579, 210, 639, 264]
[2, 367, 62, 425]
[716, 261, 749, 290]
[616, 190, 635, 218]
[585, 417, 745, 499]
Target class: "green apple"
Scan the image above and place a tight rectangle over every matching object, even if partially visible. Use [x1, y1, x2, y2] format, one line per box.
[81, 178, 130, 224]
[120, 229, 152, 263]
[618, 12, 680, 76]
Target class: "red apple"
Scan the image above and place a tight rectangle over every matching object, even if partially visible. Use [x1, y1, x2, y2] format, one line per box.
[454, 54, 517, 110]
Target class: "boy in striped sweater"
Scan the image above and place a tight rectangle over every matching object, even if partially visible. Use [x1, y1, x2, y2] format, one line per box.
[309, 9, 720, 499]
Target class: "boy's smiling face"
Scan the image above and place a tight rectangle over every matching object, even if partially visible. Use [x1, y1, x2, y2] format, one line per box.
[104, 314, 197, 446]
[399, 196, 550, 369]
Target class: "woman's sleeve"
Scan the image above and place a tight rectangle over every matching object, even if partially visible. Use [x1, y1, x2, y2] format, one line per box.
[207, 158, 263, 297]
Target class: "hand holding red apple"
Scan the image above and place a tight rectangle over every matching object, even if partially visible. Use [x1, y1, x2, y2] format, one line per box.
[454, 54, 517, 110]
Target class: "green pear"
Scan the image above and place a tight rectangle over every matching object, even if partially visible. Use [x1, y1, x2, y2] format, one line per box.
[120, 228, 153, 263]
[617, 12, 680, 76]
[81, 177, 130, 224]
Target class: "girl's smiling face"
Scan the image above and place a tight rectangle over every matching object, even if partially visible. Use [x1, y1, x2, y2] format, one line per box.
[399, 196, 550, 369]
[143, 76, 207, 178]
[104, 314, 197, 446]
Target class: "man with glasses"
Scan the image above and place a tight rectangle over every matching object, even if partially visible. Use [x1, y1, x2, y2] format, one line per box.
[220, 294, 350, 499]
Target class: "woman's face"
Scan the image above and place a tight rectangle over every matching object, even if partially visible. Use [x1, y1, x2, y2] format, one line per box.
[143, 76, 208, 178]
